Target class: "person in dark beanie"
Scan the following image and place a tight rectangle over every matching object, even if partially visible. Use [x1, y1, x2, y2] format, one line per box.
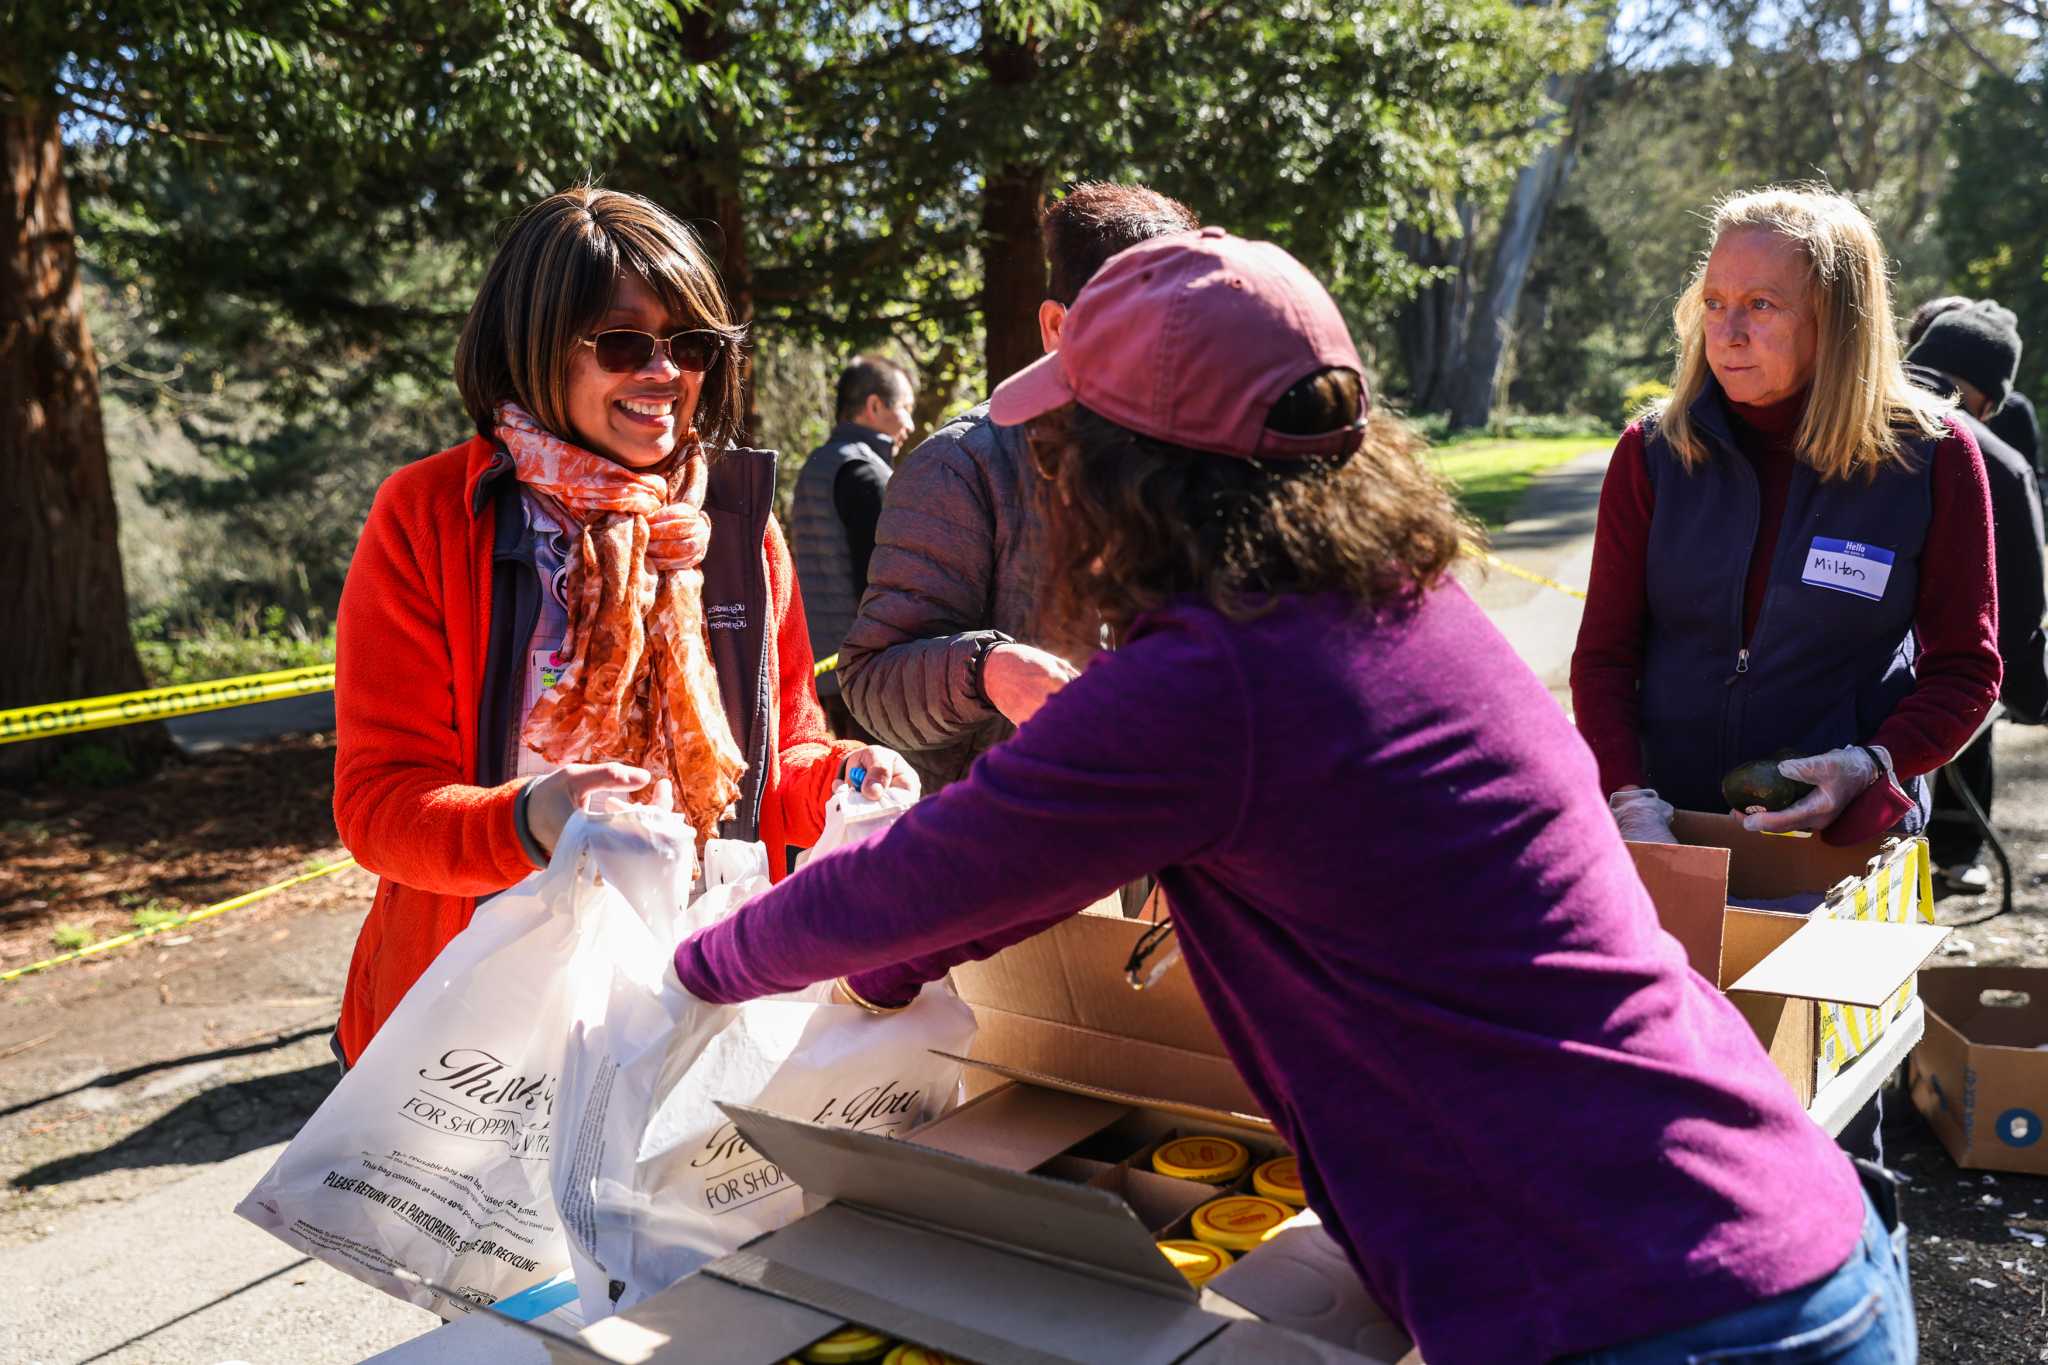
[1911, 297, 2040, 473]
[1908, 302, 2048, 895]
[837, 181, 1199, 792]
[790, 355, 916, 740]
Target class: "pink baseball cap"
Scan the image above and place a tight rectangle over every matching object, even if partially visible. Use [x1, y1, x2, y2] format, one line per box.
[989, 226, 1369, 459]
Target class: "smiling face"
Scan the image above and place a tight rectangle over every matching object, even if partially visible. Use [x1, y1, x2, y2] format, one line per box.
[1700, 227, 1820, 406]
[564, 272, 706, 470]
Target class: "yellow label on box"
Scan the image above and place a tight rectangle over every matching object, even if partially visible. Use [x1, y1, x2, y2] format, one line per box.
[1815, 836, 1929, 1091]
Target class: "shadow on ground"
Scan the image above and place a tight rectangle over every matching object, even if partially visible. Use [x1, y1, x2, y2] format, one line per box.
[12, 1063, 336, 1191]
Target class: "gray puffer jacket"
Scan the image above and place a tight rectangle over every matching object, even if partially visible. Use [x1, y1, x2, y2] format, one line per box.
[839, 403, 1087, 790]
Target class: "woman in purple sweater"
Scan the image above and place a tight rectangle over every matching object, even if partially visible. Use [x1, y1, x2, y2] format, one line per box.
[673, 229, 1912, 1364]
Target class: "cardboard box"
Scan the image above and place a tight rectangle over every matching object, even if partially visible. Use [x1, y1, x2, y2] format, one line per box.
[556, 1102, 1402, 1365]
[1626, 814, 1947, 1104]
[1908, 967, 2048, 1176]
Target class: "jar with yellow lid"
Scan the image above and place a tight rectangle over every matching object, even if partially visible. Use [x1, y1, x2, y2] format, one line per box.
[1151, 1134, 1250, 1184]
[1157, 1237, 1234, 1288]
[799, 1325, 895, 1363]
[881, 1345, 972, 1365]
[1189, 1194, 1293, 1253]
[1251, 1155, 1307, 1207]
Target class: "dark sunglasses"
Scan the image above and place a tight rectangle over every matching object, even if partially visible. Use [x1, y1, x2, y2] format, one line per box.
[580, 328, 727, 375]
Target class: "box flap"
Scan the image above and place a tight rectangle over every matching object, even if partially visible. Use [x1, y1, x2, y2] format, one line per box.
[704, 1201, 1221, 1365]
[1625, 839, 1732, 980]
[1917, 966, 2048, 1049]
[576, 1273, 842, 1364]
[909, 1080, 1132, 1171]
[1205, 1218, 1414, 1363]
[951, 1054, 1276, 1135]
[717, 1102, 1193, 1296]
[1182, 1319, 1404, 1364]
[950, 908, 1228, 1051]
[1725, 918, 1949, 1007]
[968, 1009, 1267, 1120]
[1669, 811, 1886, 901]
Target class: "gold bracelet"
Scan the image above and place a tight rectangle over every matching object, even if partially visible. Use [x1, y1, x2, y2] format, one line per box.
[836, 976, 910, 1015]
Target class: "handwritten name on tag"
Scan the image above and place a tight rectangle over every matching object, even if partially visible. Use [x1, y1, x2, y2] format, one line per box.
[1802, 537, 1895, 601]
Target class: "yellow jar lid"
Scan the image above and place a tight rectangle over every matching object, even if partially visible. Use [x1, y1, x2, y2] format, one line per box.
[1252, 1156, 1306, 1207]
[800, 1326, 894, 1363]
[1152, 1135, 1251, 1183]
[1190, 1195, 1293, 1252]
[1158, 1238, 1234, 1287]
[882, 1347, 970, 1365]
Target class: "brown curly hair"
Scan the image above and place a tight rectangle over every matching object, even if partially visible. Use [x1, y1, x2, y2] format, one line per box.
[1030, 369, 1470, 640]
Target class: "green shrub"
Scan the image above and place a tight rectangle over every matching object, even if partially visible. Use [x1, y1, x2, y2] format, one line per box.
[51, 924, 95, 952]
[1621, 379, 1673, 418]
[131, 902, 185, 931]
[131, 605, 336, 687]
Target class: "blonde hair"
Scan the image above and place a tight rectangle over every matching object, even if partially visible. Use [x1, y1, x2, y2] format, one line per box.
[1659, 186, 1949, 480]
[455, 186, 748, 445]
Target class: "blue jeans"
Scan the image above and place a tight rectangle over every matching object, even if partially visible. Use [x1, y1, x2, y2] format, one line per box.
[1561, 1192, 1914, 1364]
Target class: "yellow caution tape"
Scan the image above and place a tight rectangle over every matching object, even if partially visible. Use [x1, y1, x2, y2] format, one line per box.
[813, 652, 839, 678]
[1, 856, 361, 983]
[1463, 546, 1588, 601]
[0, 665, 335, 746]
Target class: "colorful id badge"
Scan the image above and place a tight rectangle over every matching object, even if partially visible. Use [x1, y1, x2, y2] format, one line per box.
[1800, 537, 1894, 601]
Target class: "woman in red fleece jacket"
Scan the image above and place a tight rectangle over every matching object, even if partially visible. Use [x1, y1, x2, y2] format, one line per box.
[330, 188, 913, 1064]
[1571, 187, 1997, 855]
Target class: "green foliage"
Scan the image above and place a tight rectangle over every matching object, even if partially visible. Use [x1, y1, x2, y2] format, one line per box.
[50, 925, 96, 953]
[130, 902, 185, 931]
[1621, 378, 1672, 418]
[45, 742, 139, 789]
[131, 606, 336, 687]
[1943, 70, 2048, 405]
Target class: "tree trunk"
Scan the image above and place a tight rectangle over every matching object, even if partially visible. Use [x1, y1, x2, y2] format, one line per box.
[1394, 208, 1475, 412]
[629, 3, 759, 443]
[979, 28, 1046, 388]
[0, 89, 161, 776]
[1444, 73, 1587, 432]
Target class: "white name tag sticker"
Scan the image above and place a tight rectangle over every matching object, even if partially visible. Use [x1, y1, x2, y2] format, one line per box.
[1801, 537, 1895, 601]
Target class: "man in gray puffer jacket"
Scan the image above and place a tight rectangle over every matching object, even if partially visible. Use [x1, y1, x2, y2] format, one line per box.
[839, 183, 1199, 790]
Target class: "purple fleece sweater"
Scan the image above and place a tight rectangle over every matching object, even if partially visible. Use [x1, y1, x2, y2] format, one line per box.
[674, 583, 1865, 1365]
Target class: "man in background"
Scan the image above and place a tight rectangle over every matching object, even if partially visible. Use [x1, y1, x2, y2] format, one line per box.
[839, 182, 1201, 791]
[1909, 294, 2040, 474]
[1907, 299, 2048, 895]
[790, 355, 915, 741]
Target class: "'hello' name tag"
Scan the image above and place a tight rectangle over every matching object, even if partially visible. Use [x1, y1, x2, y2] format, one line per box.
[1801, 537, 1894, 601]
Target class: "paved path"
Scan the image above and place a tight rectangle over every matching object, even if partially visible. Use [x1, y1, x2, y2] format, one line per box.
[0, 1143, 434, 1364]
[167, 694, 335, 755]
[1453, 447, 1608, 702]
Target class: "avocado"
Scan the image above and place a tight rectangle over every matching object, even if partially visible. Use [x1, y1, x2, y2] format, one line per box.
[1720, 753, 1815, 812]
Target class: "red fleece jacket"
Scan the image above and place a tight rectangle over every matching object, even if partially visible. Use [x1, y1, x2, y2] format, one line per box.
[333, 436, 853, 1061]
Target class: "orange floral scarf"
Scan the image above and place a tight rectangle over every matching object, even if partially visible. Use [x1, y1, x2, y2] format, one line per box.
[497, 403, 746, 840]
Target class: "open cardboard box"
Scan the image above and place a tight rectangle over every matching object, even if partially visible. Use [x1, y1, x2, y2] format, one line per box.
[556, 1102, 1401, 1365]
[1626, 813, 1949, 1104]
[1908, 967, 2048, 1176]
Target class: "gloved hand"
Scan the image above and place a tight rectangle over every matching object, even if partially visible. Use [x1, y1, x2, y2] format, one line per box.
[1610, 786, 1678, 843]
[1738, 746, 1885, 834]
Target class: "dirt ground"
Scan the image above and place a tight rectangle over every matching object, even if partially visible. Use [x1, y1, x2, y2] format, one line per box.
[2, 730, 2047, 1360]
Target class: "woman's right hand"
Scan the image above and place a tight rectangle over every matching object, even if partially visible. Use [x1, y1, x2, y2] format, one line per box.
[523, 762, 657, 858]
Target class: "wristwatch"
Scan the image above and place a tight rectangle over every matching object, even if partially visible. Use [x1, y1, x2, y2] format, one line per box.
[964, 633, 1012, 709]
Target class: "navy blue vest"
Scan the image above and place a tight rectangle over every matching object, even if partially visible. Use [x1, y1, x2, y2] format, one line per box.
[1638, 385, 1938, 828]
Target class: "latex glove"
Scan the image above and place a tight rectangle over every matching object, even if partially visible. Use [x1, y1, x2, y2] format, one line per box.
[1738, 746, 1883, 834]
[839, 744, 921, 801]
[524, 762, 657, 858]
[982, 642, 1082, 727]
[1610, 786, 1678, 843]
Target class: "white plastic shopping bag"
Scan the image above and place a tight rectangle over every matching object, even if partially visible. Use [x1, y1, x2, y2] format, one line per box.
[235, 804, 698, 1317]
[552, 782, 977, 1319]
